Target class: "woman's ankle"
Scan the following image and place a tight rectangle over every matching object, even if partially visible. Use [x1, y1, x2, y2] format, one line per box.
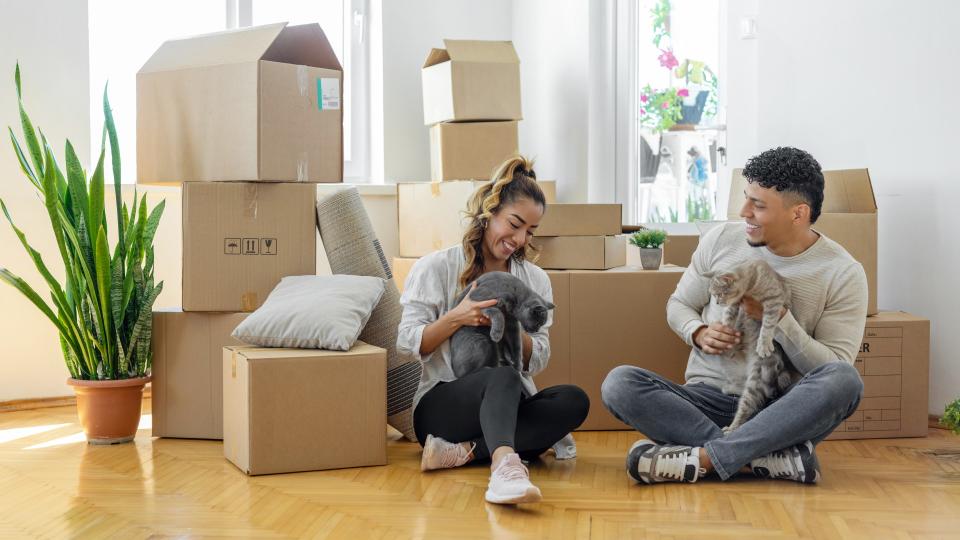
[491, 446, 515, 470]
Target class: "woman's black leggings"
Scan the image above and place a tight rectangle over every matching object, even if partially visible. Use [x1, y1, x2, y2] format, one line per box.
[413, 366, 590, 462]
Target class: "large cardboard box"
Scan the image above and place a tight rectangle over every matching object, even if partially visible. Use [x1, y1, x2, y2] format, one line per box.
[533, 271, 571, 390]
[827, 311, 929, 440]
[537, 204, 622, 237]
[182, 182, 317, 312]
[397, 180, 556, 257]
[535, 235, 627, 270]
[567, 266, 690, 430]
[422, 40, 522, 125]
[430, 121, 519, 181]
[223, 343, 387, 475]
[151, 309, 248, 439]
[729, 168, 878, 314]
[138, 22, 343, 184]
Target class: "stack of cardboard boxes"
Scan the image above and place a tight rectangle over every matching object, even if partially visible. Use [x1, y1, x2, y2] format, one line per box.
[141, 23, 387, 475]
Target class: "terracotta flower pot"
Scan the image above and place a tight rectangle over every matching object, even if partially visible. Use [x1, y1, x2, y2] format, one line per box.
[67, 376, 150, 445]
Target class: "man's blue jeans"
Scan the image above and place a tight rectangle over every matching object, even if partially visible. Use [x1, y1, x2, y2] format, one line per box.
[600, 362, 863, 480]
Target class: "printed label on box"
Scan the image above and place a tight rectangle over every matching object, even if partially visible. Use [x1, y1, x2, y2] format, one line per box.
[260, 238, 277, 255]
[224, 237, 279, 256]
[317, 78, 340, 110]
[224, 238, 241, 255]
[242, 238, 259, 255]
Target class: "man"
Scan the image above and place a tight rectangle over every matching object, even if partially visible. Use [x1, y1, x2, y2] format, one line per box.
[602, 147, 867, 484]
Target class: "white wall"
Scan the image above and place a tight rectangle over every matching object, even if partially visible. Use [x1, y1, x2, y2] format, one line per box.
[512, 0, 590, 203]
[725, 0, 960, 414]
[380, 0, 513, 182]
[0, 0, 92, 401]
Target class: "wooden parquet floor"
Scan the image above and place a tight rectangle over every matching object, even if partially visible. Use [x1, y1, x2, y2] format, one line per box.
[1, 401, 959, 539]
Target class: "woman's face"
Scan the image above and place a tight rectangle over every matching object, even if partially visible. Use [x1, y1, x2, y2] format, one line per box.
[482, 197, 545, 263]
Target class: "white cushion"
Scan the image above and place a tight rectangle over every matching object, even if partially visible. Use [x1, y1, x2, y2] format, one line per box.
[232, 275, 386, 350]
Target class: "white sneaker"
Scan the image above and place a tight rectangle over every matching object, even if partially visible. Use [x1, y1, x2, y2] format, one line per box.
[420, 434, 475, 472]
[485, 453, 542, 504]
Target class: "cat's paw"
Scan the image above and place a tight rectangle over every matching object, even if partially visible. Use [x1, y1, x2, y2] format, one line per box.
[722, 425, 737, 436]
[756, 340, 775, 358]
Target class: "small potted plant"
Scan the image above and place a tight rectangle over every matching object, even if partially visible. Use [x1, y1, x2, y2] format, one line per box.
[629, 229, 668, 270]
[941, 398, 960, 435]
[2, 65, 165, 444]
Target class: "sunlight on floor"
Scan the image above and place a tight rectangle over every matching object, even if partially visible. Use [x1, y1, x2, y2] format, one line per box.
[0, 423, 71, 444]
[24, 431, 87, 450]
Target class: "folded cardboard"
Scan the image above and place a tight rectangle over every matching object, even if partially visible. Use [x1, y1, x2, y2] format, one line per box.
[535, 235, 627, 270]
[138, 22, 343, 184]
[397, 180, 556, 257]
[223, 343, 387, 475]
[430, 121, 519, 181]
[536, 204, 622, 237]
[567, 266, 690, 430]
[182, 182, 317, 312]
[827, 311, 929, 440]
[729, 168, 878, 315]
[422, 40, 522, 125]
[151, 309, 249, 439]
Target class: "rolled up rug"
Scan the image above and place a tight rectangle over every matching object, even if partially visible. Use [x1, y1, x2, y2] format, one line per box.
[316, 187, 421, 442]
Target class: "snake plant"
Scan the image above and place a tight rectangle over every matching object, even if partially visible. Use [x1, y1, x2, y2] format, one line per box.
[2, 64, 165, 380]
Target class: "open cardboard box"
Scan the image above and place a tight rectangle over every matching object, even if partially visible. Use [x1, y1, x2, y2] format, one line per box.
[729, 168, 878, 315]
[421, 40, 521, 125]
[138, 22, 343, 184]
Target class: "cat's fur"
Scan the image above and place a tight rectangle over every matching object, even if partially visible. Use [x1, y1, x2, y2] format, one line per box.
[450, 271, 554, 378]
[705, 259, 798, 434]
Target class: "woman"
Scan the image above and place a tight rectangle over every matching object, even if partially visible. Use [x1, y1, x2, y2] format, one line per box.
[397, 155, 590, 505]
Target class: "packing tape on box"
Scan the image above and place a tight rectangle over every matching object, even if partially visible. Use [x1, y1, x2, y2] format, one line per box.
[241, 292, 258, 312]
[231, 352, 237, 378]
[243, 184, 259, 219]
[297, 151, 308, 182]
[431, 182, 441, 197]
[297, 65, 309, 101]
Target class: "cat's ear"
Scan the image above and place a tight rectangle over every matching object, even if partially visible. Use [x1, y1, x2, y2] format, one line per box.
[545, 302, 555, 310]
[719, 272, 735, 284]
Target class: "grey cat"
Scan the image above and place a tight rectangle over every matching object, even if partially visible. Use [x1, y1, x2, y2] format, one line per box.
[450, 271, 554, 379]
[705, 259, 798, 434]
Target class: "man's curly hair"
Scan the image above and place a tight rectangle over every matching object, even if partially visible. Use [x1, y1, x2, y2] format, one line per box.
[742, 147, 825, 224]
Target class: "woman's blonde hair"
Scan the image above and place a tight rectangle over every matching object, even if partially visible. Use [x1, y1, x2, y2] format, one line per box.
[459, 154, 547, 289]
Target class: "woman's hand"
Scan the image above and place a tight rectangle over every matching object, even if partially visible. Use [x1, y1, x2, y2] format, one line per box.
[447, 282, 498, 327]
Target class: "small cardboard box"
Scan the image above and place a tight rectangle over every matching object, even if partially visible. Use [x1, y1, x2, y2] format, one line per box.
[729, 168, 878, 314]
[223, 343, 387, 475]
[182, 182, 317, 312]
[392, 257, 418, 294]
[397, 180, 556, 257]
[138, 22, 343, 184]
[536, 204, 622, 237]
[422, 40, 522, 125]
[430, 121, 519, 181]
[567, 266, 690, 430]
[535, 235, 627, 270]
[827, 311, 929, 440]
[151, 309, 248, 439]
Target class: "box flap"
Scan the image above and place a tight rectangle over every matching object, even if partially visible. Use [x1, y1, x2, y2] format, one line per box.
[442, 40, 519, 64]
[140, 22, 287, 73]
[262, 23, 342, 70]
[423, 48, 451, 69]
[728, 167, 876, 218]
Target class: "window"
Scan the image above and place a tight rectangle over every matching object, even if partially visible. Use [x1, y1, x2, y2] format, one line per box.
[635, 0, 724, 224]
[88, 0, 371, 183]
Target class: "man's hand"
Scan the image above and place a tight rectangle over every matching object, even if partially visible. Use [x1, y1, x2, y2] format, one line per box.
[741, 295, 787, 321]
[693, 323, 741, 355]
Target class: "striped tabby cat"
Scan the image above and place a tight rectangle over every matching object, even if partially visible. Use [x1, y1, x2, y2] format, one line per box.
[706, 259, 798, 434]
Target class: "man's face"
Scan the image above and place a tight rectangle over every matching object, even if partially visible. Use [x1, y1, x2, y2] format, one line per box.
[738, 181, 806, 247]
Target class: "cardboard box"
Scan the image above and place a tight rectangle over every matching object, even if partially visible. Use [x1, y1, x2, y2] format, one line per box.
[182, 182, 317, 312]
[138, 22, 343, 184]
[422, 40, 522, 125]
[392, 257, 418, 294]
[537, 204, 622, 237]
[397, 180, 556, 257]
[729, 168, 878, 314]
[151, 309, 249, 439]
[567, 266, 690, 430]
[535, 235, 627, 270]
[533, 272, 571, 391]
[430, 121, 519, 181]
[827, 311, 929, 440]
[223, 343, 387, 475]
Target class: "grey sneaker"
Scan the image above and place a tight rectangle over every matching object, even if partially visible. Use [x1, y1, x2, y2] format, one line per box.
[626, 439, 705, 484]
[420, 434, 475, 471]
[750, 441, 821, 484]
